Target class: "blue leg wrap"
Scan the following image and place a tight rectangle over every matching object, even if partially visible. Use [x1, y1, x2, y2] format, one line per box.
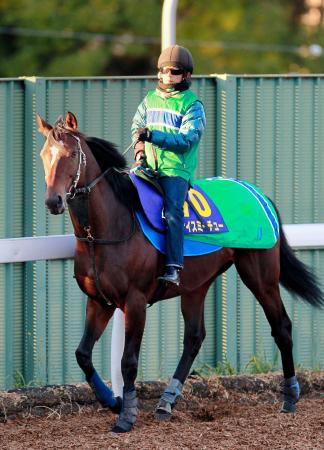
[89, 370, 117, 409]
[281, 376, 300, 413]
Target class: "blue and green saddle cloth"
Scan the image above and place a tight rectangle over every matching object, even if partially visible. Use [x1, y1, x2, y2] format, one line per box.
[129, 172, 279, 256]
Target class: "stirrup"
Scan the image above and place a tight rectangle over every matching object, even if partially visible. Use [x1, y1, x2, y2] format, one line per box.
[158, 266, 181, 286]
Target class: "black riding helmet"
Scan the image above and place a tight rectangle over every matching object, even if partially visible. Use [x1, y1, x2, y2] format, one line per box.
[157, 45, 194, 74]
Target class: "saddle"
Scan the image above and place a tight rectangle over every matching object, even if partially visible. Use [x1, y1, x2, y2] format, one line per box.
[130, 169, 228, 235]
[130, 169, 279, 251]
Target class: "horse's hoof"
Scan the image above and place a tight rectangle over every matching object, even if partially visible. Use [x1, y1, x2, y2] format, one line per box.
[111, 421, 133, 433]
[155, 409, 172, 422]
[110, 397, 123, 415]
[111, 425, 130, 433]
[280, 401, 296, 413]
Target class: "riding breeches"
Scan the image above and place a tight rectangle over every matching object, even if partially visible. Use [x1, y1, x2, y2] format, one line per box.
[158, 175, 189, 268]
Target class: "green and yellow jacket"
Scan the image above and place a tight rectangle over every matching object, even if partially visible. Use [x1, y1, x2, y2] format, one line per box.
[132, 88, 206, 183]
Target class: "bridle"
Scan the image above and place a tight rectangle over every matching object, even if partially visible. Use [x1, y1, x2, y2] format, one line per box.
[65, 133, 87, 200]
[52, 124, 136, 239]
[65, 132, 114, 201]
[53, 121, 134, 200]
[51, 119, 88, 199]
[51, 122, 116, 200]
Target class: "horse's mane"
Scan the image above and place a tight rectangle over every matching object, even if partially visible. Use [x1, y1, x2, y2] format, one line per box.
[85, 136, 127, 170]
[85, 136, 137, 210]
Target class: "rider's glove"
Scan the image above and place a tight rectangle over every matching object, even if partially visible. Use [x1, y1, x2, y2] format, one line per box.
[135, 128, 151, 142]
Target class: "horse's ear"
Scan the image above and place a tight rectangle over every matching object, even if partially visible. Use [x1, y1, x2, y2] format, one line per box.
[65, 112, 78, 130]
[36, 115, 52, 136]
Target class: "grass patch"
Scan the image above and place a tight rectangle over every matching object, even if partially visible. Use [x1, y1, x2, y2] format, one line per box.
[245, 351, 279, 374]
[12, 370, 45, 389]
[195, 360, 237, 377]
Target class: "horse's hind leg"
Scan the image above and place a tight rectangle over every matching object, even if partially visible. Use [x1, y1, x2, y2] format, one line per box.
[75, 297, 121, 413]
[155, 284, 208, 421]
[234, 247, 300, 412]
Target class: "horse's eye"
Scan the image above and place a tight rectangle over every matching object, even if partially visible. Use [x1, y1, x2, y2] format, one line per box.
[71, 151, 78, 158]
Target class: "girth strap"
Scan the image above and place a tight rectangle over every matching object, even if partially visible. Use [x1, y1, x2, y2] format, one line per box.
[88, 240, 113, 306]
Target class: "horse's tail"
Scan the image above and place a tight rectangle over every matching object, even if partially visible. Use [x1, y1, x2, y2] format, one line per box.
[274, 205, 324, 308]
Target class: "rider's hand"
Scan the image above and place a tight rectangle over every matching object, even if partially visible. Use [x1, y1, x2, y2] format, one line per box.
[135, 128, 151, 142]
[131, 151, 147, 171]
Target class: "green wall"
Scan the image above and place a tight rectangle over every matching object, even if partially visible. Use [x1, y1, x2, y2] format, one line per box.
[215, 75, 324, 372]
[0, 75, 323, 389]
[0, 80, 25, 389]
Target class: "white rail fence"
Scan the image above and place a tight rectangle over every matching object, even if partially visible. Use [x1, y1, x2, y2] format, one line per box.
[1, 224, 324, 265]
[1, 224, 324, 397]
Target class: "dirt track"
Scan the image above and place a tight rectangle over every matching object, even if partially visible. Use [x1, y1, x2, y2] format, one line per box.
[0, 373, 323, 450]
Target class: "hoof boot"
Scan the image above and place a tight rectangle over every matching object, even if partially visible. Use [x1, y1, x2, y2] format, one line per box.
[111, 421, 133, 433]
[280, 401, 296, 413]
[155, 408, 172, 422]
[110, 397, 123, 415]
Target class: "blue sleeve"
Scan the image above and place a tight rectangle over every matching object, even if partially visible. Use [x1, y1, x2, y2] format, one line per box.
[150, 101, 206, 154]
[131, 99, 147, 139]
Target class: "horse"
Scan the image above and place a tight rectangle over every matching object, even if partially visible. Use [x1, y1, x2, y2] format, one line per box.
[37, 112, 324, 433]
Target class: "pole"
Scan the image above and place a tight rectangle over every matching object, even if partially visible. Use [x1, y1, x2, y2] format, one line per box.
[111, 308, 125, 397]
[161, 0, 178, 49]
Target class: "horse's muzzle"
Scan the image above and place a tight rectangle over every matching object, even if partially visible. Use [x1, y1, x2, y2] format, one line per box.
[45, 194, 65, 215]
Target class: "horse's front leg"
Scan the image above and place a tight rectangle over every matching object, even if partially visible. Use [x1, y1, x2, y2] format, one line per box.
[112, 291, 147, 433]
[75, 297, 121, 414]
[156, 286, 208, 421]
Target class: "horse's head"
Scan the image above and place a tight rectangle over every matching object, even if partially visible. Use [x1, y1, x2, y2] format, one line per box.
[37, 112, 86, 214]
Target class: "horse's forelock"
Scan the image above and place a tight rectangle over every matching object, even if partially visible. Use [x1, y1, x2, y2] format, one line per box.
[54, 115, 65, 128]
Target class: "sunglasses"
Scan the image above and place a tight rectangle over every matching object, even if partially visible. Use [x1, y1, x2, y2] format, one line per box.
[160, 67, 184, 75]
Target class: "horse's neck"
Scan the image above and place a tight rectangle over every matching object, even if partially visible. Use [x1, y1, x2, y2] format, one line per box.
[69, 159, 131, 239]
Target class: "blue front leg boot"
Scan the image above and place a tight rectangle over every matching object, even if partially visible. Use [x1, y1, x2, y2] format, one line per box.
[88, 370, 122, 414]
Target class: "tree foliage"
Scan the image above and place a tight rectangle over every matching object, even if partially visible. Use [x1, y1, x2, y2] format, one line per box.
[0, 0, 323, 77]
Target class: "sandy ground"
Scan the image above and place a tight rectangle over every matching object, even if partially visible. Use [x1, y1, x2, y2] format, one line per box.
[0, 374, 323, 450]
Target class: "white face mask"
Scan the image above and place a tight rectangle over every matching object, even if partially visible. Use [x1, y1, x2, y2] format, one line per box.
[159, 72, 184, 86]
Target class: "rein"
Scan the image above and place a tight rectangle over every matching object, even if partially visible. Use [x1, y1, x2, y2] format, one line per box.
[62, 129, 136, 307]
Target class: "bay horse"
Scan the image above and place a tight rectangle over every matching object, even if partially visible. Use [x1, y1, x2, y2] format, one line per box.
[37, 112, 323, 433]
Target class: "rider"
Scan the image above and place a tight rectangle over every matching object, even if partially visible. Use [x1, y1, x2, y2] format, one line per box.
[132, 45, 206, 285]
